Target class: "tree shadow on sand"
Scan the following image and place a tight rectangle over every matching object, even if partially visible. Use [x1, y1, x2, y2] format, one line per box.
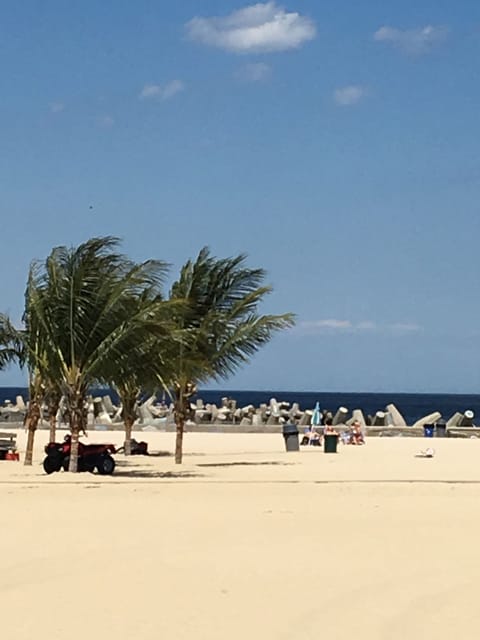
[146, 451, 173, 457]
[112, 469, 204, 479]
[116, 451, 173, 458]
[196, 461, 292, 468]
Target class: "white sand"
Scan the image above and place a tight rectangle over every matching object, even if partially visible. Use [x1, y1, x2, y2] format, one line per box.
[1, 430, 480, 639]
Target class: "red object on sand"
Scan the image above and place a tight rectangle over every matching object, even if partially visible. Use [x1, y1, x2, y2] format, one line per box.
[5, 452, 19, 461]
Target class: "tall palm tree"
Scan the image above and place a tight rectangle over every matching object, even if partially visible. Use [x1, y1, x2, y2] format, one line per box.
[0, 313, 46, 466]
[21, 263, 69, 465]
[168, 248, 295, 464]
[26, 236, 171, 471]
[110, 298, 182, 455]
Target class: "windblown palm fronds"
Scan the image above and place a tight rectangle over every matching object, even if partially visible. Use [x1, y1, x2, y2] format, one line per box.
[168, 247, 295, 463]
[25, 236, 171, 471]
[0, 314, 22, 369]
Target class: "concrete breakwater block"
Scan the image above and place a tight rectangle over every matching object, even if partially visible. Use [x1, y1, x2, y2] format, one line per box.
[460, 410, 475, 427]
[332, 407, 349, 426]
[386, 403, 407, 427]
[412, 412, 442, 428]
[372, 411, 386, 426]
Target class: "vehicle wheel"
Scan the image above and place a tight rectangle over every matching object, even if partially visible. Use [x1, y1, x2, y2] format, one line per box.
[97, 454, 115, 475]
[62, 456, 70, 472]
[43, 456, 61, 474]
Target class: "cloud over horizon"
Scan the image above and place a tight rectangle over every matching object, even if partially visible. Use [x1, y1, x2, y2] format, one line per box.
[186, 2, 316, 54]
[374, 25, 449, 56]
[334, 85, 367, 106]
[139, 80, 185, 101]
[297, 319, 421, 335]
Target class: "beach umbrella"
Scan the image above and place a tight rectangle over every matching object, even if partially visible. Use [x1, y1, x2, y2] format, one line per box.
[311, 401, 322, 427]
[307, 401, 322, 445]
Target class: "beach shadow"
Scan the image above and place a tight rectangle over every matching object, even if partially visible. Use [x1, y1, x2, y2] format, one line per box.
[196, 461, 291, 468]
[112, 469, 204, 479]
[147, 451, 173, 457]
[114, 460, 149, 469]
[115, 450, 173, 458]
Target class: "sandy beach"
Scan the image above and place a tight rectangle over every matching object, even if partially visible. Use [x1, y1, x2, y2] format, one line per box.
[2, 430, 480, 639]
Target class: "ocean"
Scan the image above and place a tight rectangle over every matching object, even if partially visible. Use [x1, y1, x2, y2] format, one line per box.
[1, 387, 479, 425]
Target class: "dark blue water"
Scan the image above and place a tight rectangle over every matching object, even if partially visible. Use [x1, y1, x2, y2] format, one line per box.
[1, 387, 479, 425]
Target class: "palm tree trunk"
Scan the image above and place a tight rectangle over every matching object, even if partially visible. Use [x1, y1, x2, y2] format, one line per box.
[23, 400, 41, 466]
[174, 389, 188, 464]
[174, 382, 196, 465]
[47, 396, 60, 443]
[48, 413, 57, 444]
[67, 392, 84, 473]
[68, 428, 80, 473]
[124, 416, 134, 456]
[174, 414, 184, 464]
[120, 389, 137, 456]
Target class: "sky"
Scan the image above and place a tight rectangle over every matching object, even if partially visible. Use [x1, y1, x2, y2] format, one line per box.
[0, 0, 479, 393]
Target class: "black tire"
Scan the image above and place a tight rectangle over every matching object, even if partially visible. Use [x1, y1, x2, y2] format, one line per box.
[43, 456, 61, 474]
[97, 454, 115, 475]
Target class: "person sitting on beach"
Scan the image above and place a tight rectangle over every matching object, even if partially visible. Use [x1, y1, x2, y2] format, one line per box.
[301, 427, 322, 446]
[324, 418, 338, 435]
[349, 420, 365, 445]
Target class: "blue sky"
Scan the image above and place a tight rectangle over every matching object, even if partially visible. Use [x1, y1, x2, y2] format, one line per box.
[0, 1, 479, 393]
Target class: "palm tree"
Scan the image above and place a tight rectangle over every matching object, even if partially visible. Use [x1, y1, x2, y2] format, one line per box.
[168, 248, 295, 464]
[0, 314, 45, 466]
[26, 236, 171, 471]
[110, 297, 182, 456]
[44, 382, 62, 444]
[0, 314, 21, 370]
[21, 265, 67, 465]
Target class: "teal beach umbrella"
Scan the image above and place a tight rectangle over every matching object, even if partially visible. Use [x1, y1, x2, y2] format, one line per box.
[312, 401, 322, 427]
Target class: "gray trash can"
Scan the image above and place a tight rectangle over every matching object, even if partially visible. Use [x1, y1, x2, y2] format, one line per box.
[435, 420, 447, 438]
[282, 423, 299, 452]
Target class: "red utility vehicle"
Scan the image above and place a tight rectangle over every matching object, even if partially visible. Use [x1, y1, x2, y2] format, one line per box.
[43, 435, 116, 475]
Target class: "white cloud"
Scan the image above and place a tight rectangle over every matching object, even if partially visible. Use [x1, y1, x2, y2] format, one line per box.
[140, 84, 161, 99]
[186, 2, 316, 54]
[97, 115, 114, 127]
[389, 323, 421, 333]
[235, 62, 271, 82]
[299, 320, 352, 332]
[50, 102, 65, 113]
[373, 25, 449, 56]
[297, 320, 421, 335]
[162, 80, 185, 100]
[139, 80, 185, 101]
[334, 85, 367, 106]
[356, 321, 377, 331]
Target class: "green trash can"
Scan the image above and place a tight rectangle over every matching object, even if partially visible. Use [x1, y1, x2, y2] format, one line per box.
[282, 423, 299, 452]
[324, 433, 339, 453]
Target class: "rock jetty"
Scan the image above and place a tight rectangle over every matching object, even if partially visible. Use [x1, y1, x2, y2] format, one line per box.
[0, 394, 478, 437]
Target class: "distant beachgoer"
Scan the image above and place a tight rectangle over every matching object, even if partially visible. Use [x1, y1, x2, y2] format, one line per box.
[324, 418, 338, 435]
[350, 420, 365, 445]
[301, 427, 322, 446]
